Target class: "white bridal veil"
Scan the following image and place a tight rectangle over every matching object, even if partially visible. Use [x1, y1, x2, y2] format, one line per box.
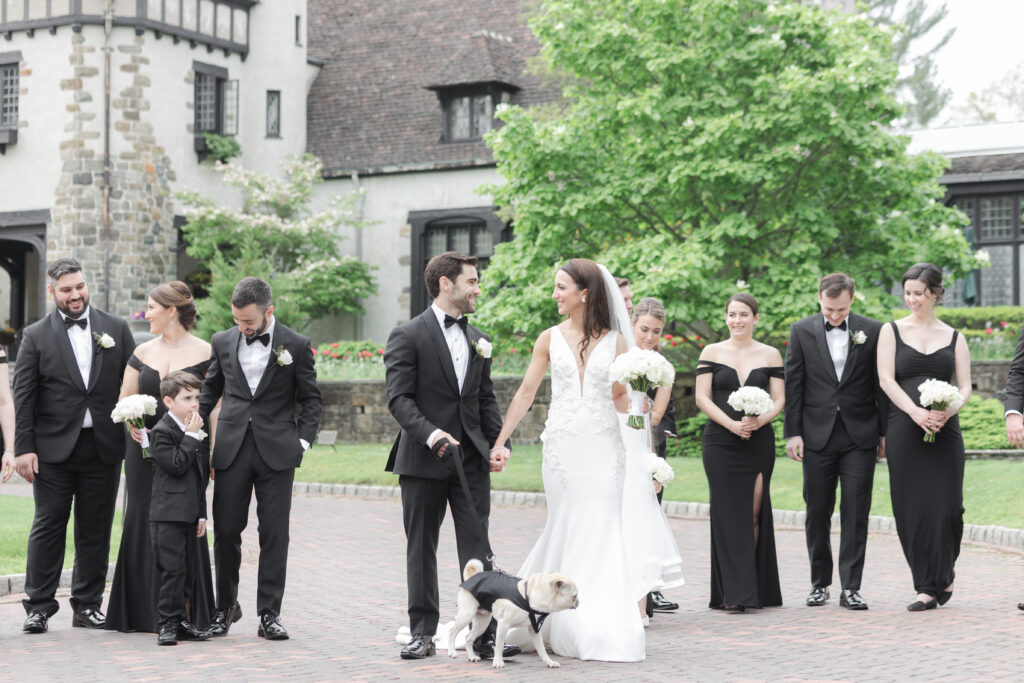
[597, 264, 636, 350]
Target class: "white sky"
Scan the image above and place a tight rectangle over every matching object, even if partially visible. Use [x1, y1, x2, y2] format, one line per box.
[928, 0, 1024, 121]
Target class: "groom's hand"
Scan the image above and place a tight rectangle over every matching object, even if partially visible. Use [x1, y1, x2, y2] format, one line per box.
[1007, 414, 1024, 449]
[430, 431, 460, 459]
[785, 436, 804, 462]
[14, 452, 39, 483]
[489, 446, 510, 472]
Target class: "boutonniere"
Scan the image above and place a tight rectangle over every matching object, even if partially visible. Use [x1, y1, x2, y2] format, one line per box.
[471, 338, 492, 359]
[275, 345, 293, 366]
[851, 330, 867, 345]
[93, 331, 115, 349]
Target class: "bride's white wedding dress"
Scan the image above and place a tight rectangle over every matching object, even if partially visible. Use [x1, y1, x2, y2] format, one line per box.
[517, 326, 646, 662]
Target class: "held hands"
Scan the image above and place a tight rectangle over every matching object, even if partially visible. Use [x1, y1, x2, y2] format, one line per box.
[785, 436, 804, 462]
[1007, 414, 1024, 449]
[14, 452, 39, 483]
[489, 446, 511, 473]
[196, 520, 207, 538]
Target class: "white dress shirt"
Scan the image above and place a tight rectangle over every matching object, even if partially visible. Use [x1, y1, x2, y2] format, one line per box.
[167, 411, 206, 521]
[825, 315, 850, 382]
[60, 307, 94, 429]
[237, 317, 276, 396]
[426, 303, 470, 449]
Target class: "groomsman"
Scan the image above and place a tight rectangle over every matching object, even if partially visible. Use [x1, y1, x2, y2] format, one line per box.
[13, 257, 135, 633]
[784, 273, 886, 610]
[199, 277, 322, 640]
[616, 277, 634, 317]
[1000, 322, 1024, 611]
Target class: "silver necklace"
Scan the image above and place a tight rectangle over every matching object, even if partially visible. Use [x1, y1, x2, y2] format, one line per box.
[160, 334, 189, 348]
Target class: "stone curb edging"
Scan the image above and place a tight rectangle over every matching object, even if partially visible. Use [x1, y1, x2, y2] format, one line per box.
[0, 562, 115, 600]
[289, 481, 1024, 553]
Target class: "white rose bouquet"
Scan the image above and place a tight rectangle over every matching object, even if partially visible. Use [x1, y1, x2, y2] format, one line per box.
[646, 452, 675, 485]
[609, 347, 676, 428]
[726, 386, 774, 440]
[917, 379, 964, 443]
[111, 394, 159, 457]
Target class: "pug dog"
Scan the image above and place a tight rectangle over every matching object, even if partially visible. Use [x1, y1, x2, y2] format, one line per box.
[449, 558, 579, 669]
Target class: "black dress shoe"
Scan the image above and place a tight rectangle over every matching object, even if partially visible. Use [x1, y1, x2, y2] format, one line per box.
[208, 603, 242, 637]
[257, 613, 289, 640]
[651, 591, 680, 612]
[23, 612, 49, 634]
[71, 607, 106, 629]
[907, 598, 938, 612]
[806, 587, 829, 607]
[400, 634, 436, 660]
[839, 589, 868, 610]
[177, 620, 211, 641]
[1017, 601, 1023, 611]
[473, 636, 521, 659]
[937, 590, 953, 606]
[157, 624, 178, 646]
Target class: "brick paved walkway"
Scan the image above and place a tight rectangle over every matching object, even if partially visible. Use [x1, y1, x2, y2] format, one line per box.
[0, 491, 1021, 682]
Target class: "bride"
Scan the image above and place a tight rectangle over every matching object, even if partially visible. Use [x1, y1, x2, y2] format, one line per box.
[492, 258, 645, 662]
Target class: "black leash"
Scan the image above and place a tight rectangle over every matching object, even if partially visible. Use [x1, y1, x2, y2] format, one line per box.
[433, 440, 498, 569]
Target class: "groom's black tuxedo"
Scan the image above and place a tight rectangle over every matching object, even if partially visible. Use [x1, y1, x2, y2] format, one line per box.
[199, 319, 322, 618]
[13, 307, 135, 617]
[384, 307, 503, 637]
[784, 312, 887, 592]
[1003, 324, 1024, 414]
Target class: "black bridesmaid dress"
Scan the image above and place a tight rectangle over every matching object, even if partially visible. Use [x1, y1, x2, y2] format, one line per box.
[698, 361, 783, 609]
[885, 323, 965, 598]
[105, 355, 216, 632]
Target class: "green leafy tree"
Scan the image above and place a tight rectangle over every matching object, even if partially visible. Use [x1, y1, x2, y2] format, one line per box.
[476, 0, 982, 365]
[178, 155, 376, 339]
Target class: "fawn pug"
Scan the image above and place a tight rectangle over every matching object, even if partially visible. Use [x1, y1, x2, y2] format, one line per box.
[449, 559, 579, 669]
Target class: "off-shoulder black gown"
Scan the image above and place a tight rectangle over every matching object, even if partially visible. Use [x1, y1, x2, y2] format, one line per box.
[885, 324, 964, 598]
[105, 355, 215, 632]
[697, 361, 783, 609]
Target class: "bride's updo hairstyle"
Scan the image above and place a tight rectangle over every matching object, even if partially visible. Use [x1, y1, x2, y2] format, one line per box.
[727, 292, 759, 316]
[901, 262, 945, 301]
[559, 258, 610, 363]
[149, 280, 197, 331]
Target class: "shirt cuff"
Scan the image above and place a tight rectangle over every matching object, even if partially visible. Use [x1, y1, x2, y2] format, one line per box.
[427, 429, 443, 449]
[198, 518, 206, 523]
[300, 438, 310, 452]
[185, 431, 202, 440]
[1005, 410, 1022, 419]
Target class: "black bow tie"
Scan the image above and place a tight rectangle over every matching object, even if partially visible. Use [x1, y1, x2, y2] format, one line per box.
[246, 332, 271, 346]
[825, 320, 848, 332]
[444, 314, 467, 331]
[63, 316, 87, 330]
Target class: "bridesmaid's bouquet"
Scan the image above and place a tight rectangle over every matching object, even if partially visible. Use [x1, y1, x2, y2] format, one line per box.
[609, 347, 676, 428]
[111, 394, 159, 457]
[726, 386, 773, 440]
[646, 452, 675, 485]
[917, 379, 965, 443]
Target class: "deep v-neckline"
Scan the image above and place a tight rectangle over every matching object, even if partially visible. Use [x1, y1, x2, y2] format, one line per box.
[555, 326, 612, 399]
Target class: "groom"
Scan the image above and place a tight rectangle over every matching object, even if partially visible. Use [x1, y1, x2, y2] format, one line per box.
[384, 251, 513, 661]
[199, 277, 322, 640]
[784, 273, 886, 611]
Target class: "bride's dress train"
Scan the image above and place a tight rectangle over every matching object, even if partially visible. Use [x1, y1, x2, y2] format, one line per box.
[517, 326, 645, 662]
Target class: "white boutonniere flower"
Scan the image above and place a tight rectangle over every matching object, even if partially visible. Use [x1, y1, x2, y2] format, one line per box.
[472, 338, 493, 359]
[275, 345, 293, 366]
[851, 330, 867, 345]
[93, 331, 115, 349]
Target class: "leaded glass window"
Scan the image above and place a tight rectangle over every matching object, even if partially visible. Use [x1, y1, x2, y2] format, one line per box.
[1, 63, 18, 128]
[980, 197, 1013, 240]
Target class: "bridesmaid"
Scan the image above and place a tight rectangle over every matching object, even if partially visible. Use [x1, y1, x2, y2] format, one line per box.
[1, 344, 14, 481]
[106, 281, 216, 632]
[695, 293, 784, 612]
[877, 263, 970, 611]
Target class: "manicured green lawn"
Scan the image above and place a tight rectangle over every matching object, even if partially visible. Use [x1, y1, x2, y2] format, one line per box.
[299, 444, 1024, 528]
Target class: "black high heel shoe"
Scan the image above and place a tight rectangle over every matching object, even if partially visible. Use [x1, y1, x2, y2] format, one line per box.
[937, 590, 953, 606]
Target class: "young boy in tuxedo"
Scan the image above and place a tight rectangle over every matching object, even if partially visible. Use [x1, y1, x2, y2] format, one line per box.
[149, 370, 212, 646]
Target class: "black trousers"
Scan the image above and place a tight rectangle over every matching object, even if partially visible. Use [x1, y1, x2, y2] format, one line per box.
[212, 427, 294, 617]
[803, 414, 877, 591]
[23, 429, 121, 616]
[399, 447, 491, 637]
[151, 521, 195, 628]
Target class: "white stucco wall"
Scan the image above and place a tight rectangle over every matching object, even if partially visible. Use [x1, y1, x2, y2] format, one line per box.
[313, 166, 502, 344]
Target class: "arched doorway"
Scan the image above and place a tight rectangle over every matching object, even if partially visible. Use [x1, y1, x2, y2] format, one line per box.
[0, 210, 48, 362]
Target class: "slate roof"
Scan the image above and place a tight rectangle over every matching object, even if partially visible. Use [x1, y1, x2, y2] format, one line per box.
[307, 0, 559, 177]
[947, 153, 1024, 175]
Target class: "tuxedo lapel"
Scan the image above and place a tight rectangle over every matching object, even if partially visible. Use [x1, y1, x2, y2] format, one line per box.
[253, 325, 281, 398]
[50, 311, 86, 392]
[86, 308, 104, 391]
[424, 311, 460, 395]
[462, 328, 481, 397]
[228, 328, 248, 392]
[838, 315, 860, 387]
[812, 317, 839, 386]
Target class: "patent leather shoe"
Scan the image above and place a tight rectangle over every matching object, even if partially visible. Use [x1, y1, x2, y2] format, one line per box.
[839, 589, 868, 611]
[806, 587, 829, 607]
[208, 602, 242, 637]
[907, 598, 937, 612]
[651, 591, 679, 612]
[400, 634, 435, 659]
[257, 613, 289, 640]
[71, 607, 106, 629]
[177, 620, 211, 641]
[473, 635, 521, 659]
[157, 624, 178, 646]
[23, 612, 49, 634]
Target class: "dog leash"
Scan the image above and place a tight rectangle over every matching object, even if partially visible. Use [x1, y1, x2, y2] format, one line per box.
[435, 441, 499, 570]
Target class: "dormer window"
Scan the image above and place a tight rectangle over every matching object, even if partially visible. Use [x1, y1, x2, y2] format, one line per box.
[441, 88, 495, 143]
